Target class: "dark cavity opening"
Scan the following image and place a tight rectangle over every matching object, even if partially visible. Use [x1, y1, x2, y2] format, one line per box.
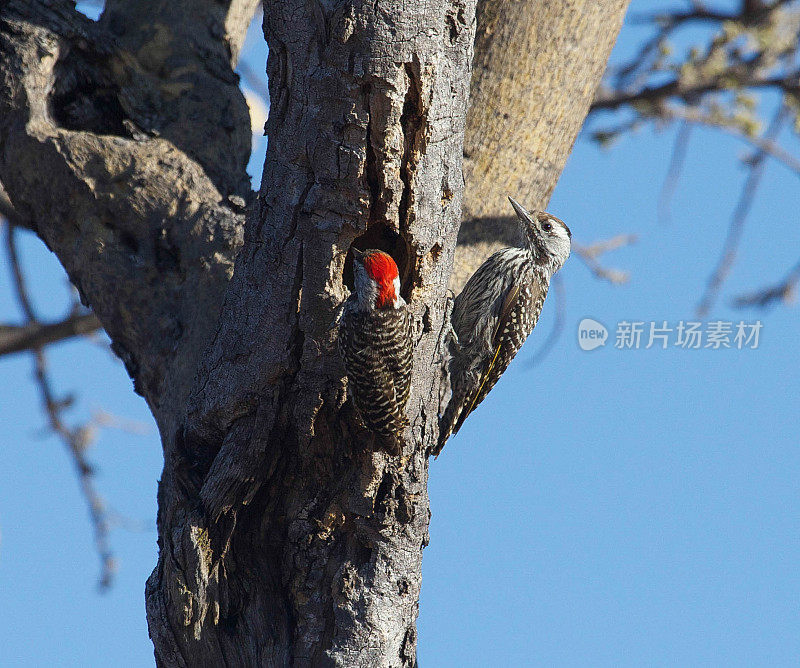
[49, 49, 128, 137]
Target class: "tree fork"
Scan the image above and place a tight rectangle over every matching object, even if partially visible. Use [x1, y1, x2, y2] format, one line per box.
[0, 0, 633, 664]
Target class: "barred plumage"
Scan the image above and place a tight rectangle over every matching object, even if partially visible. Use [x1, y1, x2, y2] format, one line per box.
[338, 249, 412, 452]
[436, 197, 571, 454]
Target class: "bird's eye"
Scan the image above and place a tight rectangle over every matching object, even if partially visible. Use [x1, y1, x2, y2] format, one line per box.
[542, 222, 552, 232]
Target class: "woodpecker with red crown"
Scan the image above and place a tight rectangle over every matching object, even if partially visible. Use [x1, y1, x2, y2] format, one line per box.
[435, 197, 572, 455]
[338, 248, 412, 453]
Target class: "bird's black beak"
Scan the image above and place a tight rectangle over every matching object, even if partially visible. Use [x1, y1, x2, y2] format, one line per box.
[351, 246, 365, 264]
[508, 196, 537, 231]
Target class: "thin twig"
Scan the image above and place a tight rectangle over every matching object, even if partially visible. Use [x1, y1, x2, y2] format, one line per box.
[609, 27, 674, 87]
[696, 105, 790, 316]
[732, 256, 800, 308]
[573, 234, 637, 284]
[92, 409, 152, 436]
[31, 350, 115, 588]
[659, 122, 692, 225]
[4, 223, 115, 589]
[577, 234, 638, 259]
[664, 106, 800, 176]
[627, 7, 765, 26]
[0, 312, 101, 357]
[106, 507, 156, 533]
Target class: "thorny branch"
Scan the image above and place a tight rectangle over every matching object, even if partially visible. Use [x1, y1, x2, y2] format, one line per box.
[4, 221, 115, 589]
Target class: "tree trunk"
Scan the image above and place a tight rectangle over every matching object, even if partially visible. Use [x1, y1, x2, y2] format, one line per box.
[146, 1, 479, 664]
[453, 0, 630, 288]
[0, 0, 629, 665]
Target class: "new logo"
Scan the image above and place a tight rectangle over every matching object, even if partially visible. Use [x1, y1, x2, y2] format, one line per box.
[578, 318, 608, 351]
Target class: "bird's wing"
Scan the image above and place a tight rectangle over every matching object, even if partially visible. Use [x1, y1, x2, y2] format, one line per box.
[452, 252, 518, 357]
[455, 275, 547, 435]
[489, 276, 546, 349]
[455, 281, 522, 426]
[438, 249, 535, 453]
[493, 282, 521, 344]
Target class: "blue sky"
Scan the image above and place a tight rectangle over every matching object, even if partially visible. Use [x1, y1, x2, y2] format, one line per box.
[2, 2, 799, 665]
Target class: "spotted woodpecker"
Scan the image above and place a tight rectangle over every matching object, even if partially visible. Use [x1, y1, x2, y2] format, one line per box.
[435, 197, 571, 454]
[338, 248, 412, 452]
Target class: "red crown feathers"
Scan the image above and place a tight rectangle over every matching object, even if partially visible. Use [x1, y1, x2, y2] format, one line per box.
[360, 250, 399, 308]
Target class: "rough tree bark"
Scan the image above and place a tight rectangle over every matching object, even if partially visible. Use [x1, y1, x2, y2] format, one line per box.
[145, 1, 478, 664]
[0, 0, 627, 665]
[0, 0, 251, 423]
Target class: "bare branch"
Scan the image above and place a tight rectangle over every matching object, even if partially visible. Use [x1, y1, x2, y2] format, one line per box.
[92, 409, 152, 436]
[106, 509, 156, 533]
[577, 233, 639, 260]
[32, 349, 116, 589]
[5, 223, 115, 588]
[663, 106, 800, 175]
[659, 123, 692, 225]
[592, 0, 800, 118]
[696, 105, 790, 316]
[628, 0, 795, 26]
[573, 234, 637, 284]
[0, 313, 102, 358]
[732, 257, 800, 308]
[628, 7, 758, 26]
[590, 0, 800, 312]
[593, 72, 797, 113]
